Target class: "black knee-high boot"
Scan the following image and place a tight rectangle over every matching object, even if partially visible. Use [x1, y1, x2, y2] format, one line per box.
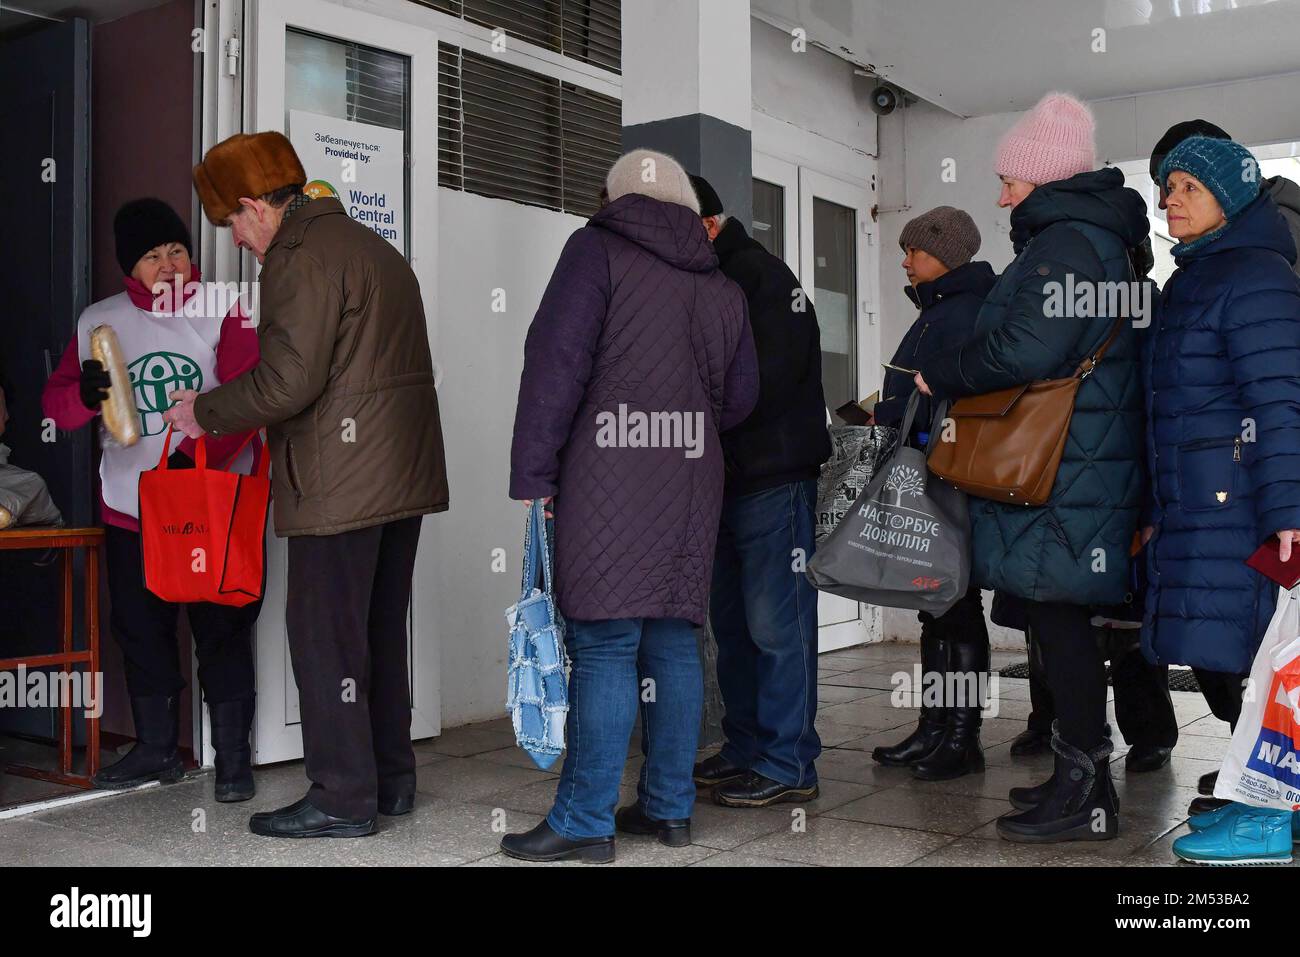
[912, 636, 987, 780]
[209, 696, 256, 802]
[872, 628, 948, 766]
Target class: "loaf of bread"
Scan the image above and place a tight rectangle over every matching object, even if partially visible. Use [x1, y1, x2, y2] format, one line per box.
[90, 324, 140, 447]
[0, 505, 12, 530]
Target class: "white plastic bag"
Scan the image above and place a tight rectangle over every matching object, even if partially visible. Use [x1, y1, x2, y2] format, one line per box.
[1214, 586, 1300, 811]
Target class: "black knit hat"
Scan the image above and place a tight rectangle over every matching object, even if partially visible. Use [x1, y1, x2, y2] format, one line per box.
[114, 198, 192, 275]
[1149, 119, 1231, 182]
[689, 175, 725, 218]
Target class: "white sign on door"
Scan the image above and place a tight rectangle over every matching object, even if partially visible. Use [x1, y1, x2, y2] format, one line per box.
[288, 109, 406, 254]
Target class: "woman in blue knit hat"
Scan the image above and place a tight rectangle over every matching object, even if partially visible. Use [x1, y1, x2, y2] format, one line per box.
[1141, 135, 1300, 865]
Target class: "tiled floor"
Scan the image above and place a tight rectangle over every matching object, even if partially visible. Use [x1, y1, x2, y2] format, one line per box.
[2, 641, 1289, 867]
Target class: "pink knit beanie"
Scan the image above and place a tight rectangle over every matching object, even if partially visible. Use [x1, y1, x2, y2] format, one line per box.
[995, 92, 1096, 185]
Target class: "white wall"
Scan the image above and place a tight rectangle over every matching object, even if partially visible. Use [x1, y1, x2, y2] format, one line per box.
[432, 190, 586, 727]
[750, 19, 877, 159]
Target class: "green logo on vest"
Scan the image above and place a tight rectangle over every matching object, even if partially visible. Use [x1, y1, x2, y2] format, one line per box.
[128, 351, 203, 436]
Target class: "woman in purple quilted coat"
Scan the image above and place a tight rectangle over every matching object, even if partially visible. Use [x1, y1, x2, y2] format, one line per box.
[502, 149, 758, 862]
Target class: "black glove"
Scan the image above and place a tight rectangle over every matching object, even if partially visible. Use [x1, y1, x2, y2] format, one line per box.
[79, 359, 112, 410]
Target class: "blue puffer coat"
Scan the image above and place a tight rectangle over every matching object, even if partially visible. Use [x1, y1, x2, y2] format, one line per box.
[1141, 193, 1300, 674]
[921, 168, 1149, 607]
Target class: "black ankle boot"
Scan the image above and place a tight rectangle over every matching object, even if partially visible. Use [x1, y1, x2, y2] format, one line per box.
[872, 631, 949, 767]
[1009, 722, 1118, 811]
[997, 733, 1119, 843]
[209, 697, 255, 803]
[92, 695, 184, 789]
[911, 637, 987, 781]
[500, 820, 614, 863]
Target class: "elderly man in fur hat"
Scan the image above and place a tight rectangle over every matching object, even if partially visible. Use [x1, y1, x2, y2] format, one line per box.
[166, 131, 449, 838]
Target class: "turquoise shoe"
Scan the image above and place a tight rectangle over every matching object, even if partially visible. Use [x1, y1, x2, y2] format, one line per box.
[1189, 804, 1300, 842]
[1174, 805, 1294, 865]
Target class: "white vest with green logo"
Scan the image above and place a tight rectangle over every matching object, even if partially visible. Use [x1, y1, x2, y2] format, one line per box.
[75, 291, 224, 519]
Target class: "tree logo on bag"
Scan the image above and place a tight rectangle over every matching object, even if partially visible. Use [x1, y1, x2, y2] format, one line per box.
[128, 351, 203, 437]
[883, 464, 925, 506]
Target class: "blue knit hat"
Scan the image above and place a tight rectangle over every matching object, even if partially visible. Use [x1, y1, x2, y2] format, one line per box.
[1157, 135, 1261, 221]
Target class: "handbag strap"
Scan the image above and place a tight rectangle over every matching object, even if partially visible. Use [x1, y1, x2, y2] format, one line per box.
[519, 500, 554, 598]
[1070, 245, 1139, 381]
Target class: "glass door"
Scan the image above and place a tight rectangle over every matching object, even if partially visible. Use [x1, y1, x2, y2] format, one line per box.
[797, 167, 880, 653]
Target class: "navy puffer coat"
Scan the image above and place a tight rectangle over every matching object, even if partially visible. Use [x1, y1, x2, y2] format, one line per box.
[921, 168, 1150, 607]
[1141, 193, 1300, 673]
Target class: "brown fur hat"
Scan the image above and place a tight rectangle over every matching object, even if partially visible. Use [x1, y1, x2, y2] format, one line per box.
[193, 131, 307, 225]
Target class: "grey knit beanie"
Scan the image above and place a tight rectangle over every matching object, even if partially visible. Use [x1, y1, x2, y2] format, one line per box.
[898, 205, 981, 269]
[604, 149, 700, 214]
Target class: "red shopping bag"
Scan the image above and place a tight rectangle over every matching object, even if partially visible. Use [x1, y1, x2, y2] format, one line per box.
[138, 425, 270, 606]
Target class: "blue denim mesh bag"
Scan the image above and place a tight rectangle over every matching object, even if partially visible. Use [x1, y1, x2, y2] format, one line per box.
[505, 500, 568, 769]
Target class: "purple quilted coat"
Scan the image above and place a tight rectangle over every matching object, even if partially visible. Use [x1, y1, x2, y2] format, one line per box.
[509, 193, 759, 625]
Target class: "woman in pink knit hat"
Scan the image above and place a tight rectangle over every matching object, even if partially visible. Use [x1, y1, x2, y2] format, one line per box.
[916, 92, 1151, 844]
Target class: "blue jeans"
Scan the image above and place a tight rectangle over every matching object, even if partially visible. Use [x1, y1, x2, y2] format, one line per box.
[547, 617, 701, 840]
[710, 479, 821, 787]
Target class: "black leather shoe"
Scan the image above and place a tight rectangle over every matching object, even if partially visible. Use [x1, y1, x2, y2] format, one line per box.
[693, 753, 747, 787]
[1009, 728, 1052, 757]
[248, 797, 375, 838]
[92, 695, 184, 790]
[714, 771, 818, 808]
[378, 792, 415, 816]
[500, 820, 614, 863]
[1188, 796, 1232, 816]
[1198, 770, 1218, 796]
[1124, 744, 1172, 773]
[615, 803, 690, 847]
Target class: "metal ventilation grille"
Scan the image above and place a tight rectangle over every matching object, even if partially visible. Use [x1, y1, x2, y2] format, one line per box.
[410, 0, 621, 73]
[438, 44, 621, 218]
[437, 42, 464, 190]
[560, 81, 620, 215]
[560, 0, 620, 72]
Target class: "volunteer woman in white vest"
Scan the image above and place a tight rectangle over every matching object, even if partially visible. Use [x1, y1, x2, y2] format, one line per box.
[41, 198, 263, 801]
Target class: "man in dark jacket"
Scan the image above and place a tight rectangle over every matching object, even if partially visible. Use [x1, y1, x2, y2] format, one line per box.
[871, 207, 997, 781]
[688, 176, 831, 807]
[166, 131, 449, 838]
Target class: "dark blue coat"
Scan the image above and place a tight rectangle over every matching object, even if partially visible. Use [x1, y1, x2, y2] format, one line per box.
[876, 260, 997, 442]
[921, 168, 1149, 606]
[1141, 193, 1300, 673]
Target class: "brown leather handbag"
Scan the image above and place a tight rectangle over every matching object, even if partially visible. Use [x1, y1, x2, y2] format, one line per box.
[926, 314, 1126, 507]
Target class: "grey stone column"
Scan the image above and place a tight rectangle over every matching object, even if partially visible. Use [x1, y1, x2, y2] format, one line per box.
[621, 0, 753, 747]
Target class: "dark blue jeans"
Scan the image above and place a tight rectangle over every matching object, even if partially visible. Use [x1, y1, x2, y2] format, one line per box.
[547, 616, 701, 840]
[709, 479, 821, 787]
